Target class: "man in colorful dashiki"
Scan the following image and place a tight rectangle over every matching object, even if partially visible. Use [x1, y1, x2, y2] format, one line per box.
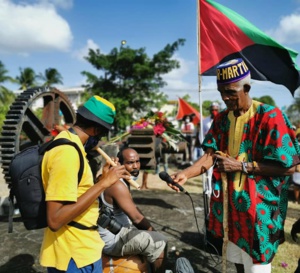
[168, 58, 300, 273]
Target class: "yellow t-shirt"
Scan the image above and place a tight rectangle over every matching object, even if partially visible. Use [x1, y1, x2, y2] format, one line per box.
[40, 130, 104, 270]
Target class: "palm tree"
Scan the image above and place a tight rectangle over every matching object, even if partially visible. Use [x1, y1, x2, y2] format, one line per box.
[0, 61, 16, 105]
[16, 67, 37, 90]
[37, 68, 63, 87]
[0, 61, 15, 85]
[0, 61, 16, 132]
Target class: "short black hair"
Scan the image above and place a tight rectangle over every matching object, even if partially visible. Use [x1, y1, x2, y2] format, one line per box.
[183, 115, 194, 122]
[117, 147, 136, 164]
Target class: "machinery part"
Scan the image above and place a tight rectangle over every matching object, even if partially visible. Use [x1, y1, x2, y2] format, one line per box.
[127, 129, 161, 170]
[0, 87, 76, 185]
[162, 141, 187, 154]
[127, 135, 157, 170]
[127, 130, 187, 170]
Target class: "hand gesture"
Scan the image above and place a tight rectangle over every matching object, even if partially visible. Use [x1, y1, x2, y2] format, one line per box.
[98, 162, 130, 189]
[169, 172, 187, 193]
[213, 153, 240, 173]
[110, 156, 119, 165]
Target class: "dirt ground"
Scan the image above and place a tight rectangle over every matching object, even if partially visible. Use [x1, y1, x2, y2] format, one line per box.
[0, 163, 234, 273]
[0, 162, 299, 273]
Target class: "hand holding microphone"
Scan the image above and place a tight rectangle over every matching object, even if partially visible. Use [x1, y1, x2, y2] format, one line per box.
[159, 171, 189, 195]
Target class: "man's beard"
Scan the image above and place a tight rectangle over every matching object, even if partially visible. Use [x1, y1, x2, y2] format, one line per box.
[130, 169, 140, 177]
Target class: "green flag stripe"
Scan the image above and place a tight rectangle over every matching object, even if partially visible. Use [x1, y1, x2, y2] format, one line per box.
[206, 0, 299, 66]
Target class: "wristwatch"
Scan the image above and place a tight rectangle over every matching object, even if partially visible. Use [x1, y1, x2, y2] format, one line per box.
[241, 162, 248, 174]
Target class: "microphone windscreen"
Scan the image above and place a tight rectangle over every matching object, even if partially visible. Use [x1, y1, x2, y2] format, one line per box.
[159, 171, 168, 181]
[159, 171, 175, 185]
[159, 171, 188, 194]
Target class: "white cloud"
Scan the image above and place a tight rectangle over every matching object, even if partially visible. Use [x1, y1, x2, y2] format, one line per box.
[41, 0, 73, 10]
[72, 39, 100, 61]
[163, 55, 196, 90]
[164, 56, 190, 79]
[34, 0, 73, 9]
[161, 56, 222, 102]
[266, 13, 300, 44]
[0, 0, 73, 54]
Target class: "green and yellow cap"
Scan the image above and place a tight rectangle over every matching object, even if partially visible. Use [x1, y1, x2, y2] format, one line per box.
[77, 96, 116, 129]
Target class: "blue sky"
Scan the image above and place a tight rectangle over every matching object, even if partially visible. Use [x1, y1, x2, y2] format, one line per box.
[1, 0, 300, 110]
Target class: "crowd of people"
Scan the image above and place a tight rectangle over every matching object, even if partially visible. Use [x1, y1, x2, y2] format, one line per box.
[39, 57, 300, 273]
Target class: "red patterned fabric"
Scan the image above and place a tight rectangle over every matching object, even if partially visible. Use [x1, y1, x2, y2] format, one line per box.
[202, 101, 300, 264]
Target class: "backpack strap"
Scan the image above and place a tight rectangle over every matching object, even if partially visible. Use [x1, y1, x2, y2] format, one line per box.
[8, 191, 15, 233]
[41, 139, 96, 230]
[67, 221, 98, 230]
[40, 138, 84, 182]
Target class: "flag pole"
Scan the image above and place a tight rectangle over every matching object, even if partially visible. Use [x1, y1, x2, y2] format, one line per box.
[197, 0, 206, 242]
[197, 0, 215, 261]
[197, 0, 204, 147]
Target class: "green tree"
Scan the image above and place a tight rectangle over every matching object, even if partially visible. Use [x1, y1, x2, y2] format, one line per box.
[0, 61, 16, 133]
[82, 39, 186, 130]
[252, 95, 276, 106]
[0, 61, 15, 84]
[182, 94, 200, 111]
[16, 67, 37, 90]
[37, 68, 63, 87]
[286, 97, 300, 126]
[202, 100, 213, 117]
[181, 94, 222, 118]
[0, 87, 16, 131]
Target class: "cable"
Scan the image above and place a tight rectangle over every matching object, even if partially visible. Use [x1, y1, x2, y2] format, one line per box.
[186, 192, 221, 271]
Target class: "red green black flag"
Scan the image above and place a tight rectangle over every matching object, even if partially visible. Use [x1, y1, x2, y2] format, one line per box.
[199, 0, 300, 95]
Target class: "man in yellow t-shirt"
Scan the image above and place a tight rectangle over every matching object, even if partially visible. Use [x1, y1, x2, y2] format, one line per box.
[40, 96, 131, 273]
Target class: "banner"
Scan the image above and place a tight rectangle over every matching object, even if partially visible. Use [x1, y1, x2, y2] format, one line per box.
[175, 98, 201, 125]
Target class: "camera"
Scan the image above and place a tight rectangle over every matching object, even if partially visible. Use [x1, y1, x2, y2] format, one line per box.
[97, 206, 122, 235]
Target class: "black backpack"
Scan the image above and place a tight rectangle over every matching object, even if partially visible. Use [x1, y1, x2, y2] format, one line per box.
[8, 138, 96, 233]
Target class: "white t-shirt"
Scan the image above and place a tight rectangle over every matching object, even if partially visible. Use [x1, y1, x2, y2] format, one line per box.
[293, 171, 300, 185]
[202, 116, 213, 136]
[181, 122, 195, 137]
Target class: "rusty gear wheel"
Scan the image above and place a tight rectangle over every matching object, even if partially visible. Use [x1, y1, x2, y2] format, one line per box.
[0, 87, 77, 185]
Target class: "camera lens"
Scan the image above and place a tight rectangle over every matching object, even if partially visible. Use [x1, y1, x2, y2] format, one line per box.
[98, 206, 122, 235]
[107, 218, 122, 235]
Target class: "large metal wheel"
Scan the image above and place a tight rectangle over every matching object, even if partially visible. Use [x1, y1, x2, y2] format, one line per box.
[0, 87, 76, 185]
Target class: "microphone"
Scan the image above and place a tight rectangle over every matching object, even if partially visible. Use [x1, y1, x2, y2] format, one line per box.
[159, 171, 189, 195]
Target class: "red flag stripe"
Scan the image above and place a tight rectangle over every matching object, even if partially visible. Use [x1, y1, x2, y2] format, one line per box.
[199, 0, 253, 73]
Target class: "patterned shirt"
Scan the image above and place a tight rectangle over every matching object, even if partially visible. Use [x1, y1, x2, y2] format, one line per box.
[202, 100, 300, 264]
